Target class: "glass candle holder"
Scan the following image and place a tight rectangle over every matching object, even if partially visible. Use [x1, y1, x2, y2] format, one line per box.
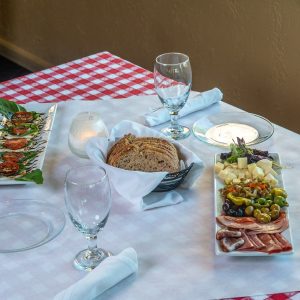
[68, 112, 108, 158]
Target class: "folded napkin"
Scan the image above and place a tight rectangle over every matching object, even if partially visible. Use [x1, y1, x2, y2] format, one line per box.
[54, 248, 138, 300]
[86, 120, 203, 210]
[143, 87, 223, 126]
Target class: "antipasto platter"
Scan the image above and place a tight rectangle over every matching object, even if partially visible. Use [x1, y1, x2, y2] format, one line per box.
[214, 138, 293, 256]
[0, 98, 57, 184]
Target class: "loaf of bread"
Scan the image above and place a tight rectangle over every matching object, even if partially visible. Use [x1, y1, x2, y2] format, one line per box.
[106, 134, 180, 173]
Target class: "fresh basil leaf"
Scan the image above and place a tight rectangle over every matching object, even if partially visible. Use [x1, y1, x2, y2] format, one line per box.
[0, 98, 26, 118]
[16, 169, 44, 184]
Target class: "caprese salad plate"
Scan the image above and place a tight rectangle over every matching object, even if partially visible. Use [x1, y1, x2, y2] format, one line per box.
[214, 138, 293, 256]
[0, 98, 57, 184]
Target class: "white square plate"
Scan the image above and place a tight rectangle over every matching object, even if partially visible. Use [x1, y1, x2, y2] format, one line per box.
[0, 102, 57, 185]
[214, 153, 294, 256]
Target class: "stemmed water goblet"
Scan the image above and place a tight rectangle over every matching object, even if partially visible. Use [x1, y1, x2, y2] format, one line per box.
[64, 164, 111, 271]
[154, 52, 192, 140]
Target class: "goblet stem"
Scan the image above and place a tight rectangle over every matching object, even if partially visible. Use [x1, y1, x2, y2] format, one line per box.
[170, 111, 181, 132]
[86, 234, 98, 252]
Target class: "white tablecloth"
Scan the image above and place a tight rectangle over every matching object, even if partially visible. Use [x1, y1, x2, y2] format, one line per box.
[1, 95, 300, 300]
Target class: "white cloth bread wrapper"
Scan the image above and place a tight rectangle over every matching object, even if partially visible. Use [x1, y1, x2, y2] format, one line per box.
[143, 87, 223, 126]
[53, 248, 138, 300]
[86, 120, 203, 210]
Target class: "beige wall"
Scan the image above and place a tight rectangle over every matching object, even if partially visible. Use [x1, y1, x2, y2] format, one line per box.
[0, 0, 300, 134]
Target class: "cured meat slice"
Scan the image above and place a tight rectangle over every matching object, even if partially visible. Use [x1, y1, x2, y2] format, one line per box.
[216, 212, 288, 234]
[257, 233, 282, 254]
[273, 233, 293, 252]
[237, 230, 256, 250]
[248, 234, 266, 249]
[220, 237, 245, 252]
[216, 228, 241, 240]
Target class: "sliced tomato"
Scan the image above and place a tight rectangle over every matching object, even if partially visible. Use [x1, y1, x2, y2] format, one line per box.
[11, 126, 29, 136]
[2, 152, 25, 162]
[11, 111, 33, 125]
[0, 161, 19, 176]
[3, 138, 28, 150]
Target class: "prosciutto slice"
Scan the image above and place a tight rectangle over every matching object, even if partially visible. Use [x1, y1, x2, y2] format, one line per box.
[216, 228, 242, 240]
[216, 212, 288, 234]
[220, 237, 245, 252]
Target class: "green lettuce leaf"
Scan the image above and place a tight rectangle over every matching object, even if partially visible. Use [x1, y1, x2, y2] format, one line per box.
[16, 169, 44, 184]
[0, 98, 26, 118]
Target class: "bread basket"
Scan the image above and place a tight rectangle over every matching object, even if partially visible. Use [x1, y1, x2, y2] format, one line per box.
[153, 163, 194, 192]
[86, 120, 203, 202]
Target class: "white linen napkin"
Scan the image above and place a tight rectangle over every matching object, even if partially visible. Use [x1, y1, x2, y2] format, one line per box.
[86, 120, 203, 210]
[53, 248, 138, 300]
[143, 87, 223, 126]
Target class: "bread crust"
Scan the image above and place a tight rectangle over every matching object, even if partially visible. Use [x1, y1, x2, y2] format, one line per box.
[107, 134, 180, 173]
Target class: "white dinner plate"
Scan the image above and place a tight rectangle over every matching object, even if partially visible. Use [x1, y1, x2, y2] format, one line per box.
[0, 199, 65, 252]
[214, 153, 294, 256]
[193, 112, 274, 147]
[0, 102, 57, 185]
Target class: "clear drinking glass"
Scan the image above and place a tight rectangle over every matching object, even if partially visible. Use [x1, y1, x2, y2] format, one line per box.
[64, 164, 112, 271]
[154, 52, 192, 140]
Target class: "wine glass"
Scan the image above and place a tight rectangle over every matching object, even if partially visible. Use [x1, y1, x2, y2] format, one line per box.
[64, 164, 112, 271]
[154, 52, 192, 140]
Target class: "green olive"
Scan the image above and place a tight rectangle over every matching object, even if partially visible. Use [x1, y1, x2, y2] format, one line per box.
[266, 200, 273, 207]
[269, 210, 280, 220]
[270, 204, 281, 212]
[256, 213, 271, 223]
[245, 206, 254, 216]
[257, 198, 266, 205]
[261, 207, 270, 214]
[253, 203, 262, 209]
[272, 188, 287, 198]
[253, 208, 261, 218]
[265, 193, 273, 200]
[274, 196, 287, 207]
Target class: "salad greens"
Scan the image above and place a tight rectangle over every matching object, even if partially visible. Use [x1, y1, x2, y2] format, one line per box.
[16, 169, 43, 184]
[0, 98, 26, 118]
[220, 137, 273, 164]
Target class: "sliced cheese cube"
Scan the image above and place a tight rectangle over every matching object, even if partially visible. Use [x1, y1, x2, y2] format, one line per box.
[237, 169, 246, 179]
[224, 161, 230, 167]
[257, 159, 272, 171]
[232, 178, 241, 184]
[248, 163, 257, 173]
[230, 163, 238, 169]
[252, 166, 264, 179]
[237, 157, 248, 169]
[263, 165, 278, 177]
[224, 172, 237, 184]
[218, 169, 229, 181]
[264, 173, 278, 187]
[214, 162, 224, 174]
[244, 170, 252, 179]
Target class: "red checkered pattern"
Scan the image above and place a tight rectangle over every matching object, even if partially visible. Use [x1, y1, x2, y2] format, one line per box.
[223, 291, 300, 300]
[0, 51, 299, 300]
[0, 51, 155, 104]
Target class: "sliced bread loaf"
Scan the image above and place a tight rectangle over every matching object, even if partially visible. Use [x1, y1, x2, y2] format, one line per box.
[107, 134, 180, 173]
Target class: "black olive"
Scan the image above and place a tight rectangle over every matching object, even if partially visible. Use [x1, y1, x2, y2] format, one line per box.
[236, 208, 244, 217]
[222, 202, 230, 212]
[227, 208, 237, 217]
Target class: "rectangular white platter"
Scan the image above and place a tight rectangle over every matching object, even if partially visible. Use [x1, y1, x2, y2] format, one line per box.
[214, 153, 294, 256]
[0, 102, 57, 185]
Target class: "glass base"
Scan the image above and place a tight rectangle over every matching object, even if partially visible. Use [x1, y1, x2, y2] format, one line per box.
[161, 124, 190, 140]
[73, 247, 112, 271]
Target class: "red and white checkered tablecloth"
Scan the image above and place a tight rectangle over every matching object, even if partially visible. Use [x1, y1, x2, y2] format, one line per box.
[0, 51, 155, 104]
[0, 51, 299, 300]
